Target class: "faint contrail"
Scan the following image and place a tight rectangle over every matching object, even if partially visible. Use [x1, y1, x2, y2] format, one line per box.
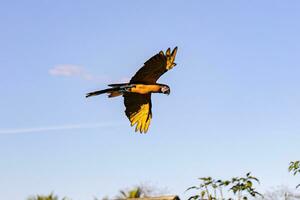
[0, 122, 120, 134]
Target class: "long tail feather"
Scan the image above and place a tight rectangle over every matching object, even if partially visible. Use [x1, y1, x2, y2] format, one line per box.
[86, 88, 119, 98]
[86, 83, 133, 98]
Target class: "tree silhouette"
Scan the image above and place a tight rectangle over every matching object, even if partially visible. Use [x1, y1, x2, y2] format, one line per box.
[289, 161, 300, 189]
[27, 193, 69, 200]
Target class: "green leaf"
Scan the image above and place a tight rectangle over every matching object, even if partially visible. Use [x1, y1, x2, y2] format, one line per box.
[186, 186, 199, 191]
[201, 190, 206, 198]
[187, 195, 200, 200]
[246, 181, 252, 188]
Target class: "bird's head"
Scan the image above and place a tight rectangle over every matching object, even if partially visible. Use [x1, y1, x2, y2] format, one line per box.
[160, 85, 170, 95]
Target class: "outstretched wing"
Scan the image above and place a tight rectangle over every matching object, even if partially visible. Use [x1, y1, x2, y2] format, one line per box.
[130, 47, 178, 84]
[123, 93, 152, 133]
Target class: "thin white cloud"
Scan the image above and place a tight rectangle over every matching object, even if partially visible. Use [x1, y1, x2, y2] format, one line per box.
[49, 64, 108, 82]
[49, 64, 131, 83]
[49, 64, 83, 77]
[0, 122, 120, 134]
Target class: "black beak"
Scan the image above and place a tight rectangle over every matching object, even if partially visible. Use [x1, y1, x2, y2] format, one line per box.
[165, 89, 170, 95]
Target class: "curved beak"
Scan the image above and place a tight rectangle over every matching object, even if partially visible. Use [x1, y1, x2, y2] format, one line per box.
[165, 88, 170, 95]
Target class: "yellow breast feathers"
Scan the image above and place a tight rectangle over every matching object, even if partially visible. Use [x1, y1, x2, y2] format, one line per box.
[129, 84, 161, 94]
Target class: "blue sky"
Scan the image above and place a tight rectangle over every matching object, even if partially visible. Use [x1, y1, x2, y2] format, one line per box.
[1, 0, 300, 199]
